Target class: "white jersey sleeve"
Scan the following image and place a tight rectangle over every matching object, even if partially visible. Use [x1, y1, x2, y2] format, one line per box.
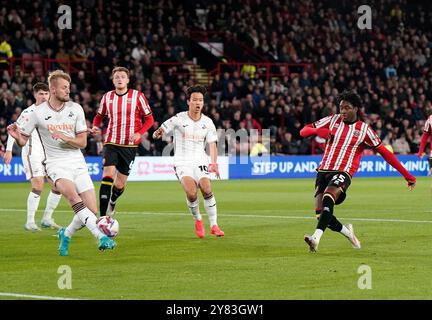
[161, 115, 179, 135]
[6, 134, 15, 151]
[205, 120, 218, 144]
[18, 107, 38, 137]
[75, 105, 88, 134]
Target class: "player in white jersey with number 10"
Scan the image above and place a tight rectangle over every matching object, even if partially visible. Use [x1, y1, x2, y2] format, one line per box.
[153, 85, 224, 238]
[7, 70, 116, 256]
[3, 83, 62, 231]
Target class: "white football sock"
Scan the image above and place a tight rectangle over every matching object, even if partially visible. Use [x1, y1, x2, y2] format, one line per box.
[204, 195, 217, 226]
[340, 225, 351, 238]
[27, 192, 41, 224]
[75, 206, 104, 239]
[42, 191, 62, 220]
[312, 229, 324, 242]
[186, 198, 202, 221]
[64, 214, 85, 238]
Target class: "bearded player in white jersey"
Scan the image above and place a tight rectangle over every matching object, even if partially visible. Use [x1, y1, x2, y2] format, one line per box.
[7, 70, 116, 256]
[153, 85, 225, 238]
[3, 83, 62, 231]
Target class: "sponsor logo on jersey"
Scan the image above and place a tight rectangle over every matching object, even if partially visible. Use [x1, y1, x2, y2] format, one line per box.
[47, 124, 74, 133]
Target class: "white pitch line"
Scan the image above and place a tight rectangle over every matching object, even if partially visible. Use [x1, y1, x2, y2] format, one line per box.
[0, 292, 81, 300]
[0, 208, 431, 224]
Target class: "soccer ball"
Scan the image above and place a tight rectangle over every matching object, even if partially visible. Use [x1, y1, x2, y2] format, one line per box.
[96, 216, 119, 238]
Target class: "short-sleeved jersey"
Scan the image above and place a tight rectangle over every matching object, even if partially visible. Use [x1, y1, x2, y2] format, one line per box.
[18, 101, 87, 165]
[162, 111, 218, 166]
[313, 114, 381, 176]
[6, 104, 44, 158]
[97, 89, 152, 146]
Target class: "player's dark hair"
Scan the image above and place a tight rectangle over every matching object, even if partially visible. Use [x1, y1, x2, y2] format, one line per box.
[337, 90, 362, 109]
[33, 82, 49, 93]
[186, 85, 207, 100]
[337, 89, 362, 118]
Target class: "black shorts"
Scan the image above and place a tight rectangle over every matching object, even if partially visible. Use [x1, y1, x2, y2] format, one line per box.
[102, 144, 137, 176]
[314, 171, 352, 205]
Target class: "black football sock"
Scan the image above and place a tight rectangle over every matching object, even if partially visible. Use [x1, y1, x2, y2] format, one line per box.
[110, 186, 125, 208]
[99, 177, 114, 216]
[316, 194, 335, 232]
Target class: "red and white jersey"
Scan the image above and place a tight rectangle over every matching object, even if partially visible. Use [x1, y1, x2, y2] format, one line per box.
[423, 115, 432, 134]
[97, 89, 152, 146]
[313, 114, 381, 176]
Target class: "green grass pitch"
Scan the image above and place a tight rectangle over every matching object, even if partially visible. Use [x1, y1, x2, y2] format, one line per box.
[0, 177, 431, 300]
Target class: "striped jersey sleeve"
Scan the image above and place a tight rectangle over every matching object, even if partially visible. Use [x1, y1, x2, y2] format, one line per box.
[137, 92, 152, 116]
[97, 92, 108, 116]
[363, 125, 381, 148]
[313, 115, 333, 129]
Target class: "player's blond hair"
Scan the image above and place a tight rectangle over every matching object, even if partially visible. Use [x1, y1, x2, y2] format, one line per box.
[112, 66, 130, 78]
[47, 70, 71, 88]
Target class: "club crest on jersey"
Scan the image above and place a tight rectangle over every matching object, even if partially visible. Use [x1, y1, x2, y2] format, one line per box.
[68, 111, 74, 118]
[334, 123, 340, 128]
[202, 125, 207, 129]
[127, 98, 132, 103]
[353, 130, 360, 137]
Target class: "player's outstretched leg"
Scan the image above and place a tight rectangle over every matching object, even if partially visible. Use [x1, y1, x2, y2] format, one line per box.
[344, 224, 361, 249]
[108, 186, 124, 216]
[25, 189, 42, 231]
[304, 193, 335, 252]
[187, 198, 204, 238]
[200, 179, 224, 237]
[99, 176, 114, 216]
[317, 209, 361, 249]
[41, 190, 62, 229]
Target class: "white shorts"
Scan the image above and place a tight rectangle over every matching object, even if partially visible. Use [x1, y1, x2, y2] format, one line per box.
[45, 158, 94, 194]
[174, 165, 211, 184]
[22, 153, 45, 180]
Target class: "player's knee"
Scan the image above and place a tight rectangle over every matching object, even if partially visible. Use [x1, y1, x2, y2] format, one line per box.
[202, 191, 213, 200]
[114, 180, 126, 190]
[322, 192, 336, 204]
[31, 180, 44, 193]
[186, 191, 197, 202]
[31, 188, 42, 196]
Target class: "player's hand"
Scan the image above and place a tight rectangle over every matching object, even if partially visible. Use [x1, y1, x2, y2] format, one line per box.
[209, 163, 220, 179]
[152, 128, 164, 140]
[405, 176, 416, 191]
[52, 130, 69, 142]
[88, 126, 100, 136]
[3, 151, 12, 165]
[7, 123, 21, 140]
[316, 128, 331, 139]
[417, 152, 425, 159]
[130, 132, 142, 144]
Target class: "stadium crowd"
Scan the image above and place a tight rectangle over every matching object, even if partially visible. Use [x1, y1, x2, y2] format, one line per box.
[0, 0, 431, 157]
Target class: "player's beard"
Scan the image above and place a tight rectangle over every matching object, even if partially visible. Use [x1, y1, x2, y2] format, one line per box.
[57, 94, 70, 102]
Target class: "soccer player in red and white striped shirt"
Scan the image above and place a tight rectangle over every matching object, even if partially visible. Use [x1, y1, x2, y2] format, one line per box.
[300, 90, 416, 252]
[90, 67, 154, 216]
